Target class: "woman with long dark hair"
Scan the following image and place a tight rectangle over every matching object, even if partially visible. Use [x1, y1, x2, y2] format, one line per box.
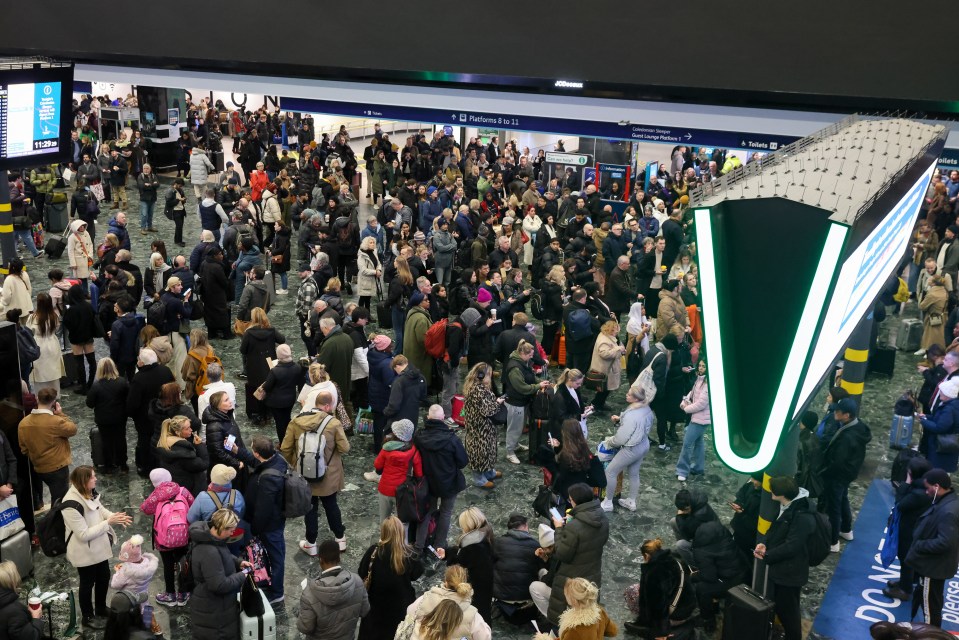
[26, 292, 63, 393]
[546, 419, 606, 509]
[61, 284, 100, 393]
[387, 257, 414, 355]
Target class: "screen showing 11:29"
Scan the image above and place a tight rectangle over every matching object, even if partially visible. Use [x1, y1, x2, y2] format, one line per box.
[0, 81, 62, 160]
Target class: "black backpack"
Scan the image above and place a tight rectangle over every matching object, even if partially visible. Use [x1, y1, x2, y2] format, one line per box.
[530, 386, 553, 421]
[805, 510, 833, 567]
[146, 297, 167, 330]
[530, 290, 544, 320]
[36, 500, 84, 557]
[16, 326, 41, 364]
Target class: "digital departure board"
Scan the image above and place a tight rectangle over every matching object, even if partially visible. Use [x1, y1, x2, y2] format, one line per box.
[0, 64, 73, 170]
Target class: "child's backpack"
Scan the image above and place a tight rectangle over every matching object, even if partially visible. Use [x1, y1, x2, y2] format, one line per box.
[153, 490, 190, 550]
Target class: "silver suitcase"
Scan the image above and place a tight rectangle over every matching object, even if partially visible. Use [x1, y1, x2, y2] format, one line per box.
[0, 529, 33, 578]
[897, 318, 923, 352]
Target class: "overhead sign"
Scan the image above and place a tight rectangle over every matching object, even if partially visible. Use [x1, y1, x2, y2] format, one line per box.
[546, 152, 589, 165]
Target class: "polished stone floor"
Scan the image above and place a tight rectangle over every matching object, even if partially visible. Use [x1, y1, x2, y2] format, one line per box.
[10, 176, 925, 639]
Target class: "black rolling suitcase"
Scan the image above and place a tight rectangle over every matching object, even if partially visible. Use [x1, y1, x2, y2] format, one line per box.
[869, 345, 896, 377]
[376, 301, 393, 329]
[90, 426, 106, 469]
[44, 229, 67, 259]
[722, 584, 775, 640]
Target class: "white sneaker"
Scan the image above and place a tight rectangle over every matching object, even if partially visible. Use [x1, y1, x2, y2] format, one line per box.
[618, 498, 637, 512]
[363, 471, 379, 482]
[276, 289, 289, 295]
[914, 349, 926, 356]
[829, 542, 841, 553]
[336, 536, 347, 551]
[444, 417, 458, 428]
[600, 498, 614, 512]
[677, 475, 687, 482]
[506, 453, 521, 465]
[298, 540, 317, 556]
[515, 443, 529, 452]
[839, 531, 854, 541]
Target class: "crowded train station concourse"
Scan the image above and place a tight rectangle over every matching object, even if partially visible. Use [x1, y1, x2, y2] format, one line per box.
[0, 4, 956, 640]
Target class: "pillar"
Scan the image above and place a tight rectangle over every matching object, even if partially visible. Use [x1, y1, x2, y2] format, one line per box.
[751, 421, 800, 593]
[0, 170, 13, 272]
[839, 313, 873, 406]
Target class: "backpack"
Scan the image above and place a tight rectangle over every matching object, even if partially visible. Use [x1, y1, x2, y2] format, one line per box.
[530, 290, 544, 320]
[244, 537, 272, 586]
[146, 297, 166, 330]
[805, 510, 833, 567]
[529, 386, 553, 421]
[36, 500, 84, 557]
[206, 489, 237, 512]
[85, 194, 100, 218]
[153, 491, 190, 550]
[424, 319, 461, 361]
[567, 308, 593, 341]
[634, 350, 663, 404]
[262, 467, 312, 518]
[16, 326, 41, 364]
[163, 188, 177, 220]
[296, 415, 334, 481]
[188, 348, 223, 397]
[335, 218, 354, 246]
[175, 544, 196, 592]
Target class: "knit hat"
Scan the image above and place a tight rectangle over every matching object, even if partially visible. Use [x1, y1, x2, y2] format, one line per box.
[276, 344, 293, 363]
[371, 334, 392, 351]
[949, 225, 959, 236]
[538, 524, 555, 547]
[210, 464, 237, 487]
[476, 288, 492, 304]
[410, 291, 425, 307]
[119, 534, 144, 563]
[501, 216, 514, 227]
[438, 217, 450, 228]
[924, 468, 952, 490]
[149, 468, 171, 487]
[459, 307, 481, 327]
[298, 262, 313, 273]
[391, 419, 415, 443]
[413, 231, 426, 243]
[427, 186, 437, 196]
[940, 378, 959, 400]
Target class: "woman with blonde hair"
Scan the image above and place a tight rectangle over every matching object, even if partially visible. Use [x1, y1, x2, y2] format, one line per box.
[297, 362, 339, 412]
[412, 600, 465, 640]
[321, 277, 346, 317]
[357, 516, 424, 640]
[406, 565, 491, 640]
[86, 357, 130, 472]
[462, 362, 505, 489]
[0, 560, 43, 636]
[435, 507, 495, 623]
[387, 256, 415, 354]
[534, 578, 617, 640]
[588, 320, 626, 412]
[540, 264, 567, 353]
[356, 235, 382, 310]
[143, 251, 172, 298]
[155, 415, 209, 496]
[600, 385, 653, 513]
[239, 306, 284, 423]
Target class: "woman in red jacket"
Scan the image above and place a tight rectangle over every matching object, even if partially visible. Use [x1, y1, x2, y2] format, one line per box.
[374, 418, 423, 529]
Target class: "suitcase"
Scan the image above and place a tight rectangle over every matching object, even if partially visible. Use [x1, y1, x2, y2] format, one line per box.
[44, 235, 66, 259]
[46, 201, 69, 233]
[90, 426, 106, 469]
[376, 301, 393, 329]
[897, 318, 923, 351]
[452, 394, 466, 426]
[722, 584, 774, 640]
[869, 345, 896, 377]
[0, 529, 34, 578]
[238, 589, 276, 640]
[889, 414, 914, 449]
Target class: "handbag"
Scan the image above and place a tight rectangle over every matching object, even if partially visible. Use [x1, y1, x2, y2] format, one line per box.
[393, 602, 422, 640]
[355, 407, 374, 435]
[533, 484, 560, 519]
[363, 547, 377, 590]
[936, 431, 959, 454]
[930, 313, 943, 327]
[491, 403, 508, 425]
[253, 385, 266, 401]
[585, 368, 608, 393]
[0, 495, 25, 542]
[233, 318, 251, 336]
[395, 456, 430, 522]
[240, 574, 265, 617]
[332, 382, 353, 435]
[634, 351, 663, 403]
[880, 507, 900, 568]
[271, 253, 284, 265]
[89, 182, 105, 202]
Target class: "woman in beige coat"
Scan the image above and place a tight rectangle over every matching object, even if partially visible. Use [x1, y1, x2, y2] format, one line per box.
[654, 280, 690, 343]
[919, 275, 949, 354]
[0, 258, 32, 315]
[279, 390, 350, 553]
[61, 465, 132, 629]
[589, 320, 626, 411]
[67, 219, 95, 285]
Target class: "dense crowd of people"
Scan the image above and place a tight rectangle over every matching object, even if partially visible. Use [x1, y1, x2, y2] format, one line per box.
[0, 97, 958, 640]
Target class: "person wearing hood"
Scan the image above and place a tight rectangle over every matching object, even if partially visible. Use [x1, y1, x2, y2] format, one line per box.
[298, 539, 370, 640]
[918, 377, 959, 473]
[383, 354, 427, 427]
[367, 335, 397, 453]
[187, 509, 251, 640]
[753, 476, 816, 640]
[109, 295, 140, 380]
[691, 520, 746, 633]
[546, 483, 610, 626]
[189, 144, 215, 199]
[67, 218, 95, 289]
[316, 316, 354, 396]
[0, 560, 44, 639]
[110, 533, 160, 602]
[819, 397, 872, 552]
[236, 265, 273, 322]
[197, 187, 228, 242]
[675, 359, 710, 482]
[671, 488, 720, 563]
[127, 349, 175, 476]
[373, 419, 423, 526]
[626, 538, 697, 638]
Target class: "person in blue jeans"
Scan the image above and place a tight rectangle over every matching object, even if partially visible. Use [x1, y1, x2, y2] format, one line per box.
[676, 360, 710, 482]
[246, 435, 288, 605]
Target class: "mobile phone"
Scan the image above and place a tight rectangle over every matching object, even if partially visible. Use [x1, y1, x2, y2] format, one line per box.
[427, 545, 440, 558]
[242, 567, 251, 574]
[183, 288, 191, 296]
[225, 434, 236, 449]
[549, 507, 563, 521]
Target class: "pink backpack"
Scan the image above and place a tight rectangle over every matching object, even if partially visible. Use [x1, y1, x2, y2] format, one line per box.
[153, 490, 190, 550]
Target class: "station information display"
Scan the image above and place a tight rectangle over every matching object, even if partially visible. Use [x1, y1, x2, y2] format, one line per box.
[0, 64, 73, 170]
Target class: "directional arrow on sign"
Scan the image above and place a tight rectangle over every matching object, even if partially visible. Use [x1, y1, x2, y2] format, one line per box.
[451, 113, 457, 120]
[684, 133, 692, 140]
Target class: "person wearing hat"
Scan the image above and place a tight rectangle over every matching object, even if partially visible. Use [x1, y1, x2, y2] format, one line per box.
[467, 289, 497, 373]
[103, 590, 154, 639]
[111, 534, 160, 602]
[126, 349, 175, 475]
[903, 468, 959, 628]
[295, 261, 321, 355]
[372, 419, 423, 526]
[420, 185, 443, 231]
[140, 465, 197, 605]
[259, 343, 302, 443]
[492, 513, 541, 605]
[918, 274, 949, 356]
[528, 524, 558, 618]
[219, 160, 246, 189]
[918, 377, 959, 473]
[367, 335, 397, 455]
[820, 397, 872, 552]
[66, 218, 95, 290]
[471, 224, 490, 266]
[187, 464, 246, 527]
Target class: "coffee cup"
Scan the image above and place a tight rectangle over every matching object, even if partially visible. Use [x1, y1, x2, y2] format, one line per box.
[28, 597, 41, 611]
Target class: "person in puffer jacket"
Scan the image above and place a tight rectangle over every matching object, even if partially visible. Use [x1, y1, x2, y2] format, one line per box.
[373, 419, 423, 526]
[675, 359, 711, 482]
[110, 534, 159, 601]
[139, 468, 196, 606]
[297, 540, 370, 640]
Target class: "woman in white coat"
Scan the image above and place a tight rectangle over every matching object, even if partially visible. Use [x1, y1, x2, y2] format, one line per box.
[61, 465, 132, 630]
[67, 219, 95, 291]
[26, 293, 64, 393]
[0, 258, 32, 316]
[521, 205, 543, 268]
[600, 385, 653, 513]
[356, 236, 382, 310]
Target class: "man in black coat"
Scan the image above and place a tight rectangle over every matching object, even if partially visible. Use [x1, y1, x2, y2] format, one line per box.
[818, 397, 872, 550]
[661, 208, 685, 269]
[127, 349, 175, 476]
[906, 468, 959, 628]
[198, 247, 233, 338]
[754, 476, 816, 640]
[671, 488, 719, 564]
[496, 312, 546, 370]
[114, 251, 144, 303]
[493, 513, 541, 603]
[109, 295, 140, 380]
[246, 435, 289, 605]
[606, 256, 635, 324]
[413, 405, 468, 554]
[383, 357, 427, 428]
[562, 288, 601, 373]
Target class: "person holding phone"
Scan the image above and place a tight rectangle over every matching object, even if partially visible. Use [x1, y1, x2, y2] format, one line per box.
[188, 509, 252, 640]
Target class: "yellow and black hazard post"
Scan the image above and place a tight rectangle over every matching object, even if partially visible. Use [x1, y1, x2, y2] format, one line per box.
[838, 315, 873, 404]
[751, 421, 800, 593]
[0, 170, 15, 274]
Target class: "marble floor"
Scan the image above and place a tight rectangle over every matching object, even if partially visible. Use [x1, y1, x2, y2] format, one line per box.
[8, 175, 926, 640]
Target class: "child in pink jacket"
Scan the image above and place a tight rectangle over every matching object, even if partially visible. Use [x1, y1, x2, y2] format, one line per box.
[139, 468, 195, 606]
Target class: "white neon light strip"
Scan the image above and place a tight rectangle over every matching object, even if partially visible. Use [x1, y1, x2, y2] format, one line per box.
[696, 208, 848, 472]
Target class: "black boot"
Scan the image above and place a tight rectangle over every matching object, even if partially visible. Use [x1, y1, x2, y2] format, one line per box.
[73, 355, 87, 393]
[84, 352, 97, 390]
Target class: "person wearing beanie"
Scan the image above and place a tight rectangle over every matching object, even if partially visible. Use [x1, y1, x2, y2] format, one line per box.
[476, 287, 493, 305]
[820, 397, 872, 552]
[187, 464, 247, 530]
[139, 472, 195, 606]
[373, 419, 423, 527]
[111, 534, 159, 601]
[260, 342, 303, 443]
[918, 377, 959, 473]
[905, 468, 959, 628]
[529, 524, 559, 618]
[471, 225, 490, 266]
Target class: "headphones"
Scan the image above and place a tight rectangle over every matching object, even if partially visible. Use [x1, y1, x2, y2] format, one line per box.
[477, 368, 486, 380]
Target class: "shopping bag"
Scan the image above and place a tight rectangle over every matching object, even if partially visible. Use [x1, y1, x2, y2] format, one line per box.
[89, 182, 105, 202]
[0, 496, 25, 541]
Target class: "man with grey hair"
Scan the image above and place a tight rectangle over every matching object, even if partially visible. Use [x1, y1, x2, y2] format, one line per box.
[607, 255, 635, 324]
[317, 315, 353, 394]
[412, 404, 468, 555]
[311, 251, 334, 293]
[190, 229, 219, 274]
[196, 362, 237, 435]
